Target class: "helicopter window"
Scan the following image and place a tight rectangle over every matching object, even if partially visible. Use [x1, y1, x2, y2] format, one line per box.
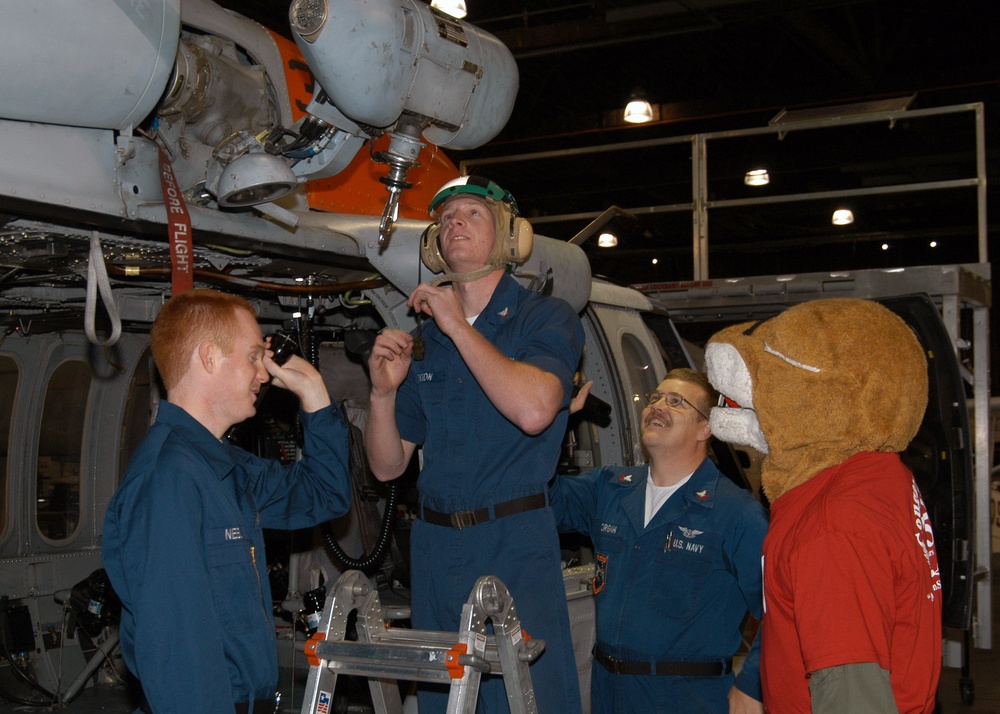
[0, 356, 17, 539]
[621, 333, 659, 439]
[36, 359, 91, 542]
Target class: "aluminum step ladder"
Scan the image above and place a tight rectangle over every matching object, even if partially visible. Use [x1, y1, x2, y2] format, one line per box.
[299, 569, 545, 714]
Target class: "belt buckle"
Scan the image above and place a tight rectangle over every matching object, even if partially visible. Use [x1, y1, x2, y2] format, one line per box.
[450, 509, 477, 529]
[602, 652, 624, 674]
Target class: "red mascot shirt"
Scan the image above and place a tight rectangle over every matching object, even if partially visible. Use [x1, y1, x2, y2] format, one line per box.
[761, 451, 942, 714]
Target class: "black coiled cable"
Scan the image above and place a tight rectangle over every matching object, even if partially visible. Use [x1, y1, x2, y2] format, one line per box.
[322, 479, 398, 573]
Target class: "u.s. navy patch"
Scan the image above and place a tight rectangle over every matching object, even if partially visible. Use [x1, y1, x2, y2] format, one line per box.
[593, 553, 608, 594]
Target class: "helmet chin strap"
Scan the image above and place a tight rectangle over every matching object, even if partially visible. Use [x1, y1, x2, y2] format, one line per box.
[430, 264, 499, 287]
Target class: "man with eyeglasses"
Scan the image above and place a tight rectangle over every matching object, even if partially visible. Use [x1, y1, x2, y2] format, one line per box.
[553, 368, 767, 714]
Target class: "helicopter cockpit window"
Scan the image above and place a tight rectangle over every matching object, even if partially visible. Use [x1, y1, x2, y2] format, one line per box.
[0, 356, 18, 539]
[621, 333, 659, 444]
[36, 360, 91, 542]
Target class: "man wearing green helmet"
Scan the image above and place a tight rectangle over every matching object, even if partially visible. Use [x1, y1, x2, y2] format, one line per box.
[364, 176, 585, 713]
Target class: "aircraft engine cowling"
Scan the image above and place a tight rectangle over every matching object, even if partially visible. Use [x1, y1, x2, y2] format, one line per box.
[0, 0, 181, 131]
[289, 0, 518, 150]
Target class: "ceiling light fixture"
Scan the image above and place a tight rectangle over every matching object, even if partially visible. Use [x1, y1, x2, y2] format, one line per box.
[623, 90, 654, 124]
[744, 168, 770, 186]
[430, 0, 467, 18]
[597, 232, 618, 248]
[831, 208, 854, 226]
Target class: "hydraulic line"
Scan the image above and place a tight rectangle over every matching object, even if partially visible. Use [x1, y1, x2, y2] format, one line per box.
[107, 264, 388, 295]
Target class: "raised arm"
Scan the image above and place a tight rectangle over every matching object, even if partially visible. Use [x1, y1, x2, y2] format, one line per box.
[409, 282, 569, 434]
[364, 329, 418, 480]
[265, 351, 330, 413]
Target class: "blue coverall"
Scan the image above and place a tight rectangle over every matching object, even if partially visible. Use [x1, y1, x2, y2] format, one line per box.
[551, 459, 767, 714]
[395, 273, 585, 714]
[103, 401, 351, 714]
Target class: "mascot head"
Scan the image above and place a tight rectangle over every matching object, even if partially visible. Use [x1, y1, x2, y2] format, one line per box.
[704, 298, 928, 501]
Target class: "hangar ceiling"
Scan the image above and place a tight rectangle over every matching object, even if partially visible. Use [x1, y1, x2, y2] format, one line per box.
[225, 0, 1000, 284]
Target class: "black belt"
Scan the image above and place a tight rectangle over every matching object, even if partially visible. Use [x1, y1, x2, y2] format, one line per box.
[595, 648, 732, 677]
[420, 492, 546, 529]
[140, 697, 276, 713]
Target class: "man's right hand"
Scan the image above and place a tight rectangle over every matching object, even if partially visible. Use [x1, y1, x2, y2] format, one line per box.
[369, 329, 414, 397]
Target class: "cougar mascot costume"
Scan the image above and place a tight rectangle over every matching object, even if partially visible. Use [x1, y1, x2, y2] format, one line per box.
[704, 298, 942, 714]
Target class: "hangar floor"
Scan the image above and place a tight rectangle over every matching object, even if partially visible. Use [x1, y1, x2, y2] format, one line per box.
[3, 554, 998, 713]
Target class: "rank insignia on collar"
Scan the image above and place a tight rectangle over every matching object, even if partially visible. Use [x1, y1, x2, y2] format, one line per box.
[619, 473, 633, 483]
[695, 490, 710, 501]
[498, 307, 510, 317]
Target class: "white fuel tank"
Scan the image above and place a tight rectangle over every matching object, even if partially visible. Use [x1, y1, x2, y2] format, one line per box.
[0, 0, 181, 131]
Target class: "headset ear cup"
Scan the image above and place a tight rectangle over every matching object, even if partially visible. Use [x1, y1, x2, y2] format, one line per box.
[420, 224, 448, 273]
[509, 216, 533, 263]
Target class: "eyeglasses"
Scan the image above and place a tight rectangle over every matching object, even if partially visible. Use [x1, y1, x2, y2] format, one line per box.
[643, 391, 709, 420]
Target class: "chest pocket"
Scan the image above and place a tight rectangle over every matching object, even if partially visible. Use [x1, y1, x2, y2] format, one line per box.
[649, 527, 721, 619]
[417, 373, 447, 410]
[204, 529, 264, 631]
[206, 538, 249, 567]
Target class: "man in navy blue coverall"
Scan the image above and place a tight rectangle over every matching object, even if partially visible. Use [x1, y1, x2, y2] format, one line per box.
[103, 289, 352, 714]
[555, 368, 766, 714]
[365, 177, 585, 713]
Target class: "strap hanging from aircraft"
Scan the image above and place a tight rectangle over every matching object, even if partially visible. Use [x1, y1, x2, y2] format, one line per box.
[156, 146, 194, 294]
[84, 230, 122, 347]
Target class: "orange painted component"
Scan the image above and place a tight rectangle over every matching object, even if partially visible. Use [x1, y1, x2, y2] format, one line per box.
[305, 140, 460, 219]
[445, 642, 469, 679]
[304, 632, 327, 668]
[266, 30, 461, 219]
[266, 30, 314, 124]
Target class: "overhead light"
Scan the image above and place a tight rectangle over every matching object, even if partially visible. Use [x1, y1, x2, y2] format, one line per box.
[431, 0, 467, 18]
[623, 99, 653, 124]
[623, 89, 654, 124]
[930, 240, 938, 248]
[831, 208, 854, 226]
[651, 258, 658, 265]
[744, 169, 770, 186]
[881, 243, 890, 251]
[597, 232, 618, 248]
